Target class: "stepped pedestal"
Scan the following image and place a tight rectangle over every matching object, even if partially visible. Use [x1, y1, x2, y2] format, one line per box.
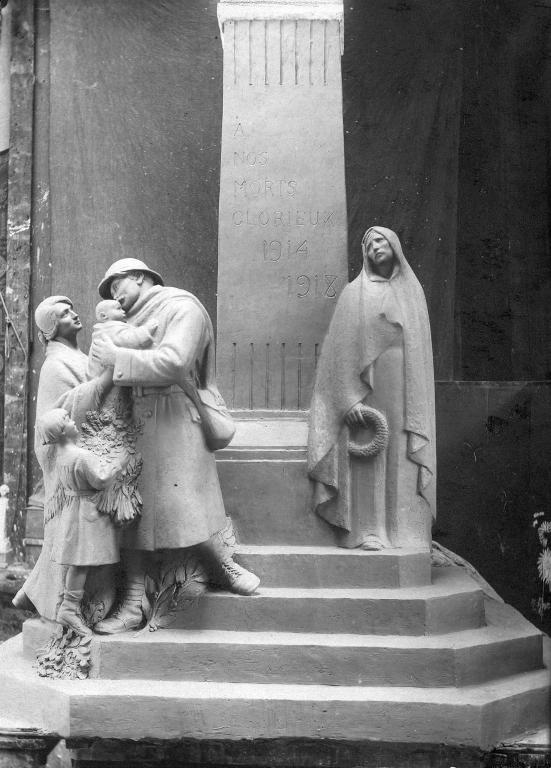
[0, 554, 548, 761]
[1, 381, 549, 766]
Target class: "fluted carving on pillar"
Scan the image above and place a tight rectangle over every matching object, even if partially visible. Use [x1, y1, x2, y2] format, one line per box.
[222, 18, 341, 88]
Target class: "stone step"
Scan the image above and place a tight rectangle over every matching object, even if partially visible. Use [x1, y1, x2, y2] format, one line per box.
[216, 415, 328, 546]
[22, 600, 543, 687]
[0, 635, 548, 749]
[174, 567, 485, 635]
[233, 545, 431, 587]
[217, 455, 326, 545]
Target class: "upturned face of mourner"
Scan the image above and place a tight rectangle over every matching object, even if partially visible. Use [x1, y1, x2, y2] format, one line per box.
[367, 234, 395, 276]
[53, 302, 82, 340]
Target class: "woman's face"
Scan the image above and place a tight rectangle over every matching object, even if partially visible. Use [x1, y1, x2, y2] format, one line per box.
[53, 302, 82, 340]
[367, 234, 395, 273]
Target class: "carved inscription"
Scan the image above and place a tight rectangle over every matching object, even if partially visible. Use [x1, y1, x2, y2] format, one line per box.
[233, 150, 268, 166]
[234, 178, 297, 198]
[287, 274, 339, 299]
[232, 209, 335, 227]
[264, 240, 308, 261]
[228, 121, 339, 303]
[218, 34, 348, 409]
[233, 122, 246, 138]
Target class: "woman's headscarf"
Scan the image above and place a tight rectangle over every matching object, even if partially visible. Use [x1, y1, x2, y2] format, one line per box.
[307, 226, 436, 526]
[35, 296, 73, 346]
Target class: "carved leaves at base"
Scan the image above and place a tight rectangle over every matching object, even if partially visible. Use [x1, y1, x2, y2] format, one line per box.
[140, 520, 237, 632]
[36, 627, 92, 680]
[82, 596, 106, 627]
[142, 554, 209, 632]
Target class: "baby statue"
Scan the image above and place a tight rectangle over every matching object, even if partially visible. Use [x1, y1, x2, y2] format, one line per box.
[83, 299, 157, 528]
[37, 408, 129, 636]
[88, 299, 158, 379]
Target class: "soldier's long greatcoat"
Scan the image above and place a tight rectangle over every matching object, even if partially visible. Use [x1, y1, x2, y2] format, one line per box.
[111, 285, 228, 551]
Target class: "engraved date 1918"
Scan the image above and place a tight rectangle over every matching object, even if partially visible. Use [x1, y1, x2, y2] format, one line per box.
[286, 274, 339, 299]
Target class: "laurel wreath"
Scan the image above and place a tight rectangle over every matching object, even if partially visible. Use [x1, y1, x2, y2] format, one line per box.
[348, 404, 390, 458]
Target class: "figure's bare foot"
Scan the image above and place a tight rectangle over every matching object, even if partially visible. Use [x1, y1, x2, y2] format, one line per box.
[360, 534, 389, 551]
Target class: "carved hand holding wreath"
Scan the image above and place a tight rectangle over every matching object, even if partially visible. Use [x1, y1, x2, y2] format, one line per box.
[347, 404, 390, 458]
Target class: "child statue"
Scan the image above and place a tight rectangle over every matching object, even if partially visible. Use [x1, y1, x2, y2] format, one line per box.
[37, 408, 129, 636]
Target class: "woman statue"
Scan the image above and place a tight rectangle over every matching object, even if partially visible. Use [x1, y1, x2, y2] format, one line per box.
[307, 226, 436, 551]
[13, 296, 113, 620]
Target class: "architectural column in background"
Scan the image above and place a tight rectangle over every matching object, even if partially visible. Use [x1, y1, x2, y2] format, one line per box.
[0, 0, 11, 566]
[2, 0, 34, 561]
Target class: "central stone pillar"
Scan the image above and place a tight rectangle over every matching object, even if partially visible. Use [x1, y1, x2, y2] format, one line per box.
[216, 0, 347, 411]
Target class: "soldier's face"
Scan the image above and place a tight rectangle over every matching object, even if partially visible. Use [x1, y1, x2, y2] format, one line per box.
[110, 275, 141, 311]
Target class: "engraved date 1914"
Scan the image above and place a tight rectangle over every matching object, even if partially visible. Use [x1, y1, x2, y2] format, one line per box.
[263, 240, 308, 261]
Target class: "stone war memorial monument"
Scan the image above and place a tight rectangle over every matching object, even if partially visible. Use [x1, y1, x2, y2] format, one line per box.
[0, 1, 549, 767]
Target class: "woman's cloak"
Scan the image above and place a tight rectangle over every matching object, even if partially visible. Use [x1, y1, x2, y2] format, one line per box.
[307, 227, 436, 537]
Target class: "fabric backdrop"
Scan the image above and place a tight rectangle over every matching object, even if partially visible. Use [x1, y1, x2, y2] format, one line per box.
[43, 0, 551, 383]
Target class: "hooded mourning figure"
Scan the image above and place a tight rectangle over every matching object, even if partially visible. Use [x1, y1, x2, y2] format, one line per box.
[307, 226, 436, 551]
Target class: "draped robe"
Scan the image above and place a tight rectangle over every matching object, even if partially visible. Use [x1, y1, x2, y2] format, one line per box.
[307, 227, 436, 549]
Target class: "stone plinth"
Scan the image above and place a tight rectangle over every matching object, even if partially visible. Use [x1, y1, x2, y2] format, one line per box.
[234, 545, 431, 587]
[216, 0, 347, 410]
[20, 599, 542, 688]
[1, 560, 549, 754]
[1, 585, 549, 752]
[216, 410, 327, 543]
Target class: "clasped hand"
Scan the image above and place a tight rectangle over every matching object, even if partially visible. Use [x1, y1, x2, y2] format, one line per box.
[344, 403, 366, 427]
[91, 331, 117, 367]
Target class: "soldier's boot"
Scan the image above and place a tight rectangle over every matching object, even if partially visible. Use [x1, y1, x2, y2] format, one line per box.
[198, 536, 260, 595]
[93, 581, 144, 634]
[217, 559, 260, 595]
[56, 589, 92, 637]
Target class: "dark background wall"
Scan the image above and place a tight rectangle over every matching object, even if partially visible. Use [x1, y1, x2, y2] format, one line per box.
[21, 0, 551, 633]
